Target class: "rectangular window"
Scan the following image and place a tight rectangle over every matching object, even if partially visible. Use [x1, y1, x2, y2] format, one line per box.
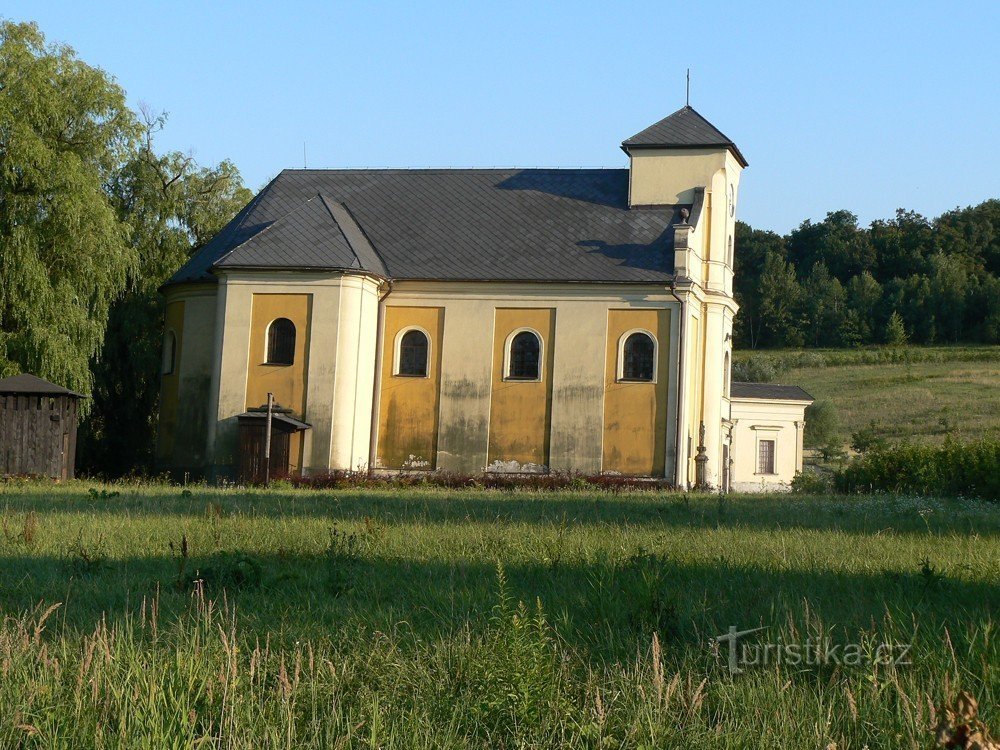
[757, 439, 776, 474]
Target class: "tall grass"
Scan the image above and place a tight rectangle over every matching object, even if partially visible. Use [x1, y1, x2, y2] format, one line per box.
[0, 482, 997, 747]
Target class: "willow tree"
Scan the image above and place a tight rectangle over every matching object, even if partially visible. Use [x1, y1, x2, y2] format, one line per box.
[82, 109, 252, 476]
[0, 21, 139, 393]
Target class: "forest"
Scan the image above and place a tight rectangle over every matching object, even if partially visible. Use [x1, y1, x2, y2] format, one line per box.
[733, 205, 1000, 349]
[1, 20, 997, 477]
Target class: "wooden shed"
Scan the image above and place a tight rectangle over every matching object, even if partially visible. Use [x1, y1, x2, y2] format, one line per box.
[0, 374, 85, 480]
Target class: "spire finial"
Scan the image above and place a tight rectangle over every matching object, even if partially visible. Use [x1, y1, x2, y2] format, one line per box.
[686, 68, 690, 107]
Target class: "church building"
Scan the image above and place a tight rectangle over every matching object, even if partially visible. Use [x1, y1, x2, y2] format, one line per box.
[157, 106, 812, 490]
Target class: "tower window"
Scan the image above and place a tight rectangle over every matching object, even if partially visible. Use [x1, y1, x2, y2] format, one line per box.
[266, 318, 296, 365]
[397, 329, 429, 377]
[507, 330, 541, 380]
[620, 331, 656, 382]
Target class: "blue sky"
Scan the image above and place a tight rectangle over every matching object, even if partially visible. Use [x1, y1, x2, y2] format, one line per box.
[6, 1, 998, 232]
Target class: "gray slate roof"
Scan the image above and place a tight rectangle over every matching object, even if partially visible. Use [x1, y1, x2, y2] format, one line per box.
[0, 373, 85, 397]
[216, 195, 387, 275]
[731, 382, 813, 402]
[622, 106, 748, 167]
[169, 169, 685, 285]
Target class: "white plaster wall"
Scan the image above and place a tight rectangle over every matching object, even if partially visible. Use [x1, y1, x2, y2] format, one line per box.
[730, 398, 808, 492]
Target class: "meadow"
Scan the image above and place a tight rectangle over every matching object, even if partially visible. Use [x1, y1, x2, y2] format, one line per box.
[736, 345, 1000, 446]
[0, 481, 997, 748]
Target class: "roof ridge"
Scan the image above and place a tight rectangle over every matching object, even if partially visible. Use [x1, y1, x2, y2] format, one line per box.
[279, 167, 627, 174]
[320, 196, 389, 277]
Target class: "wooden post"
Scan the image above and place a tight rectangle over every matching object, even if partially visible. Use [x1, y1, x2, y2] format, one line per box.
[263, 392, 274, 487]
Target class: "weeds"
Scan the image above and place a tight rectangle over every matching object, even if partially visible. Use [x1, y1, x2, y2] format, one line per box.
[326, 524, 360, 596]
[1, 510, 38, 546]
[61, 532, 109, 576]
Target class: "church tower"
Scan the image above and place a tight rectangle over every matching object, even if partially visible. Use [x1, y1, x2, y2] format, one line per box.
[622, 106, 747, 488]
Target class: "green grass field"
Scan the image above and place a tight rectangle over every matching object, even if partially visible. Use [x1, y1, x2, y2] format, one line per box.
[738, 346, 1000, 446]
[0, 482, 997, 748]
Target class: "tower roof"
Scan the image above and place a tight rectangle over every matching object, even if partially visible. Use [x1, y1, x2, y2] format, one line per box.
[622, 106, 748, 167]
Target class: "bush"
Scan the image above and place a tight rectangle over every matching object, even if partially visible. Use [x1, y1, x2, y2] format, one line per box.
[790, 469, 834, 494]
[731, 356, 783, 383]
[288, 470, 672, 493]
[851, 420, 889, 453]
[836, 438, 1000, 500]
[804, 400, 839, 449]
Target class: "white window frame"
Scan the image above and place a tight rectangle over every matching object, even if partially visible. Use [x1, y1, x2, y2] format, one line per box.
[616, 328, 658, 383]
[752, 426, 781, 475]
[393, 325, 432, 378]
[162, 329, 177, 375]
[503, 327, 544, 382]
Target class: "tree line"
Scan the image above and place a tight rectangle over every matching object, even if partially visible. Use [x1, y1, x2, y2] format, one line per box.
[734, 204, 1000, 349]
[0, 22, 251, 476]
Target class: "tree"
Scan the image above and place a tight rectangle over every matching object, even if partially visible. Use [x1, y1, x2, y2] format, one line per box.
[0, 21, 139, 392]
[756, 250, 804, 347]
[884, 311, 908, 347]
[869, 209, 935, 281]
[845, 272, 883, 344]
[804, 400, 839, 450]
[81, 109, 251, 476]
[787, 210, 875, 282]
[935, 199, 1000, 276]
[927, 252, 969, 343]
[733, 221, 786, 348]
[801, 262, 847, 347]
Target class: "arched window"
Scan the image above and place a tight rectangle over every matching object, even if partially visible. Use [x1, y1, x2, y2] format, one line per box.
[162, 330, 176, 375]
[507, 330, 541, 380]
[266, 318, 296, 365]
[621, 331, 655, 381]
[397, 329, 429, 377]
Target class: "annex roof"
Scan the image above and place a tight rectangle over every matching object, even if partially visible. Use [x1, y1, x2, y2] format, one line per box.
[730, 382, 814, 402]
[0, 373, 85, 397]
[168, 169, 685, 286]
[621, 106, 748, 167]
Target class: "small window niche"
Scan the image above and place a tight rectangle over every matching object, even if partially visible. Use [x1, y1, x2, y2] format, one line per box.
[505, 330, 541, 381]
[619, 330, 656, 382]
[396, 328, 430, 377]
[266, 318, 296, 365]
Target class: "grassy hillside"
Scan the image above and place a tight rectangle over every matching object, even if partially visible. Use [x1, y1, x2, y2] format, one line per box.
[0, 482, 996, 747]
[736, 346, 1000, 446]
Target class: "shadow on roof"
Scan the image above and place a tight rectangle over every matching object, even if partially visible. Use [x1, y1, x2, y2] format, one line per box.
[576, 228, 675, 276]
[495, 168, 628, 208]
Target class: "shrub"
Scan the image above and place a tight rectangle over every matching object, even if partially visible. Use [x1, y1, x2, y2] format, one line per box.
[288, 470, 672, 493]
[836, 438, 1000, 500]
[851, 420, 889, 453]
[731, 355, 782, 383]
[804, 400, 839, 449]
[790, 469, 834, 494]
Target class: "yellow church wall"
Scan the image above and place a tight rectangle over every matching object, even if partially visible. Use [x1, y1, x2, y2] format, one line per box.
[245, 293, 312, 473]
[487, 308, 555, 469]
[157, 299, 185, 460]
[376, 306, 444, 469]
[686, 312, 702, 486]
[628, 147, 728, 206]
[602, 308, 671, 475]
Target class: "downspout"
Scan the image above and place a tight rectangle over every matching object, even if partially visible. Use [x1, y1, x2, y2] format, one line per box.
[669, 279, 687, 488]
[367, 278, 394, 473]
